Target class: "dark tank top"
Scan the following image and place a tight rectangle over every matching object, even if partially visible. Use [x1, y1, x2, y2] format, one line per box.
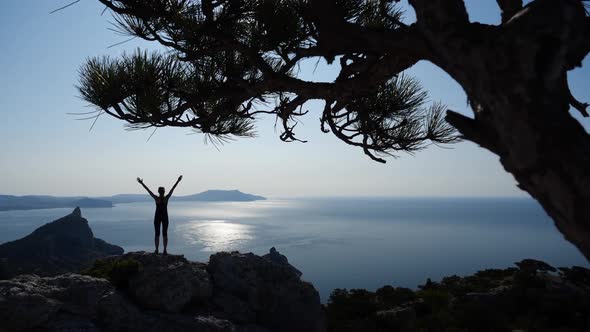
[155, 196, 168, 215]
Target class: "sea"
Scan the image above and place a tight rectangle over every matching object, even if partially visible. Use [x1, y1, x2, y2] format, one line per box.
[0, 197, 588, 301]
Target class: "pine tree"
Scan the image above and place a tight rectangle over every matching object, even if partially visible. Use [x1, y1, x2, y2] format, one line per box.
[78, 0, 590, 259]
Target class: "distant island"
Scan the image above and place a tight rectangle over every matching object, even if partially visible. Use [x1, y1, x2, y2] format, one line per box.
[0, 190, 265, 211]
[180, 189, 266, 202]
[0, 195, 113, 211]
[105, 189, 266, 204]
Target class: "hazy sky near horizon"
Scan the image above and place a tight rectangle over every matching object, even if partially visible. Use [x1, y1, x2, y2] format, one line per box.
[0, 0, 588, 198]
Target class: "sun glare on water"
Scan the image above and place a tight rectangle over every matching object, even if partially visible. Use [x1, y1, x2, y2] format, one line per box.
[176, 220, 254, 252]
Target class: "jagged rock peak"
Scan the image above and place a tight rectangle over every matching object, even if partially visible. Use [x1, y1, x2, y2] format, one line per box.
[0, 210, 123, 279]
[72, 206, 82, 218]
[263, 246, 302, 277]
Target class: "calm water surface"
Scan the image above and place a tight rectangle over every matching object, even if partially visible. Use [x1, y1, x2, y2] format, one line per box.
[0, 197, 587, 301]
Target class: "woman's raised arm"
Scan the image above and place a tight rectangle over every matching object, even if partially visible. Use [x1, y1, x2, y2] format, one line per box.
[137, 177, 157, 199]
[166, 175, 183, 199]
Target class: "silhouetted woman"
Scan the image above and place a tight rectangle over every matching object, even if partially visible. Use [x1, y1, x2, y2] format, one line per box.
[137, 175, 183, 255]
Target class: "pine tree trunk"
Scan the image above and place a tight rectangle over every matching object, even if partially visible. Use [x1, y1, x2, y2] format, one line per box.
[414, 0, 590, 259]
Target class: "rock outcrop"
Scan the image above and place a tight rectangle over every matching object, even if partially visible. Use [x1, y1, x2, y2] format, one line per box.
[0, 273, 235, 332]
[208, 250, 323, 332]
[99, 252, 212, 313]
[0, 207, 123, 279]
[262, 247, 302, 278]
[0, 248, 325, 332]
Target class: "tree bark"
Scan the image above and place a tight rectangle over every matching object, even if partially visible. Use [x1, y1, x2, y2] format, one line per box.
[414, 0, 590, 259]
[496, 0, 523, 24]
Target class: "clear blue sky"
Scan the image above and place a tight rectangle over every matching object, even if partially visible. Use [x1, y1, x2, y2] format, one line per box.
[0, 0, 588, 197]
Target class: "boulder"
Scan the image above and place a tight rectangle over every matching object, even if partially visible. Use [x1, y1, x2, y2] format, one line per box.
[212, 291, 256, 323]
[96, 288, 147, 331]
[208, 249, 325, 332]
[99, 251, 212, 313]
[0, 276, 62, 331]
[0, 274, 115, 332]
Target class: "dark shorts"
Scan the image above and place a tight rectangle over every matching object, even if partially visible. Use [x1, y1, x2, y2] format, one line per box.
[154, 213, 169, 237]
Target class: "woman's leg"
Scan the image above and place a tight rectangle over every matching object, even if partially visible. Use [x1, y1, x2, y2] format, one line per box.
[162, 216, 169, 255]
[154, 218, 161, 253]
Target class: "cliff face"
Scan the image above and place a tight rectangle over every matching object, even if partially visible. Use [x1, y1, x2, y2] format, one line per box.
[0, 207, 123, 279]
[0, 250, 325, 332]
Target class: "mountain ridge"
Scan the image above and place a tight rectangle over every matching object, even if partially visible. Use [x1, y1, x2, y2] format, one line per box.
[0, 195, 112, 211]
[0, 190, 265, 211]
